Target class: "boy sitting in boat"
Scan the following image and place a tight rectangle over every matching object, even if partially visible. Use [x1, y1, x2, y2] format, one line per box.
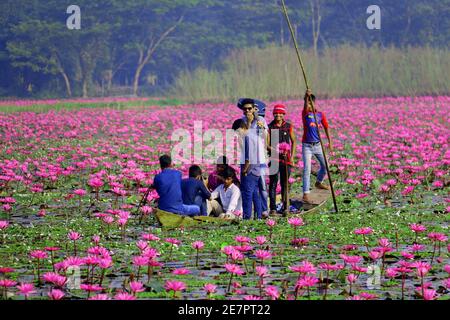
[181, 165, 211, 216]
[209, 167, 243, 220]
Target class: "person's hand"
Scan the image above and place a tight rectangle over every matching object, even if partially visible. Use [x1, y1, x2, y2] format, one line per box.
[257, 121, 264, 128]
[305, 89, 313, 97]
[328, 142, 334, 152]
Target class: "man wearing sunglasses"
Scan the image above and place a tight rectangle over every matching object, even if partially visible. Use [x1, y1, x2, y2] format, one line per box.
[237, 99, 269, 219]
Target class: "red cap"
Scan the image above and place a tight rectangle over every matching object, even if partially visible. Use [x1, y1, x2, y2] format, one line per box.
[273, 104, 287, 115]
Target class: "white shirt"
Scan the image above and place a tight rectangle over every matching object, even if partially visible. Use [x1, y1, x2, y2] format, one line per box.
[211, 183, 242, 215]
[237, 116, 268, 177]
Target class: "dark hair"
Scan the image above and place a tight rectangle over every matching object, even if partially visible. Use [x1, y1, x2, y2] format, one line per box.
[216, 156, 228, 165]
[189, 165, 202, 178]
[222, 167, 234, 180]
[232, 119, 248, 131]
[239, 98, 255, 108]
[159, 155, 172, 169]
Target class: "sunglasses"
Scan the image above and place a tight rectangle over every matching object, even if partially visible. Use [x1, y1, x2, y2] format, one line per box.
[243, 108, 253, 111]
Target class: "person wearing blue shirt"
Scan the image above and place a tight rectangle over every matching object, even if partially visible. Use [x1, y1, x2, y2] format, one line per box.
[239, 98, 269, 217]
[232, 117, 265, 220]
[153, 155, 200, 216]
[181, 165, 211, 216]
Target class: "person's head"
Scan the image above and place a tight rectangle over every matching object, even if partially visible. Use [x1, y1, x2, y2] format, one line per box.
[222, 167, 234, 188]
[216, 156, 228, 173]
[273, 104, 287, 122]
[240, 98, 257, 121]
[188, 165, 202, 179]
[159, 154, 172, 170]
[304, 94, 316, 112]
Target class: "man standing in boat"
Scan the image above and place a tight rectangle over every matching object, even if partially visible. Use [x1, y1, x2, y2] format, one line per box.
[268, 103, 296, 216]
[302, 89, 333, 204]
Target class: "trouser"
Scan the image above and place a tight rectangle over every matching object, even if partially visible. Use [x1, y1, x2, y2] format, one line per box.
[269, 162, 291, 211]
[179, 204, 201, 216]
[241, 173, 262, 220]
[302, 142, 327, 194]
[207, 199, 223, 217]
[259, 176, 268, 213]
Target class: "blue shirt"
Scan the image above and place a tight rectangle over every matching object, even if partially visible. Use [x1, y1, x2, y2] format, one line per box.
[181, 178, 211, 205]
[302, 110, 329, 143]
[153, 168, 185, 214]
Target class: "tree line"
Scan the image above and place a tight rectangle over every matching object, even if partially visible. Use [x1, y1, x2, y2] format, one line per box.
[0, 0, 448, 98]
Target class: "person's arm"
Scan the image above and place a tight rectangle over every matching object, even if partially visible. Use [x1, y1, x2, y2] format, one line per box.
[243, 161, 250, 175]
[198, 180, 211, 199]
[243, 136, 250, 175]
[304, 89, 313, 103]
[203, 176, 209, 189]
[321, 113, 333, 151]
[153, 175, 160, 190]
[324, 127, 332, 151]
[262, 119, 269, 152]
[289, 125, 297, 165]
[210, 186, 220, 200]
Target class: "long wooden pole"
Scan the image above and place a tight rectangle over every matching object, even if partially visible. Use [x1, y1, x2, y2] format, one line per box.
[280, 0, 338, 213]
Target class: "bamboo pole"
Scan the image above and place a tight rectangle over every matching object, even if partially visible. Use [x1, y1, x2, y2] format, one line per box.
[280, 0, 338, 213]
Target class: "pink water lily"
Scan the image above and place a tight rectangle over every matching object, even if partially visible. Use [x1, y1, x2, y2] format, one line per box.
[203, 283, 217, 297]
[114, 292, 137, 300]
[48, 289, 65, 300]
[295, 275, 319, 299]
[290, 261, 317, 275]
[1, 96, 449, 301]
[354, 227, 373, 235]
[129, 281, 145, 295]
[30, 250, 48, 260]
[254, 250, 272, 265]
[141, 233, 160, 242]
[172, 268, 191, 275]
[265, 286, 280, 300]
[17, 283, 36, 299]
[0, 220, 9, 230]
[42, 272, 67, 288]
[89, 294, 111, 300]
[234, 235, 251, 244]
[164, 280, 186, 298]
[192, 241, 205, 267]
[255, 236, 267, 245]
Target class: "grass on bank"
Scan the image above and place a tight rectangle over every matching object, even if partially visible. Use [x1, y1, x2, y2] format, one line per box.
[0, 98, 184, 114]
[171, 44, 450, 103]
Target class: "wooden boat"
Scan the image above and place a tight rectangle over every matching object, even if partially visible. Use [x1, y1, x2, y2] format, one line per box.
[289, 186, 332, 215]
[154, 186, 332, 227]
[154, 209, 236, 228]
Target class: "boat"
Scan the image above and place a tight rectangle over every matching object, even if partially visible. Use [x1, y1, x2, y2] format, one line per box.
[154, 186, 331, 227]
[289, 186, 332, 215]
[154, 209, 237, 228]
